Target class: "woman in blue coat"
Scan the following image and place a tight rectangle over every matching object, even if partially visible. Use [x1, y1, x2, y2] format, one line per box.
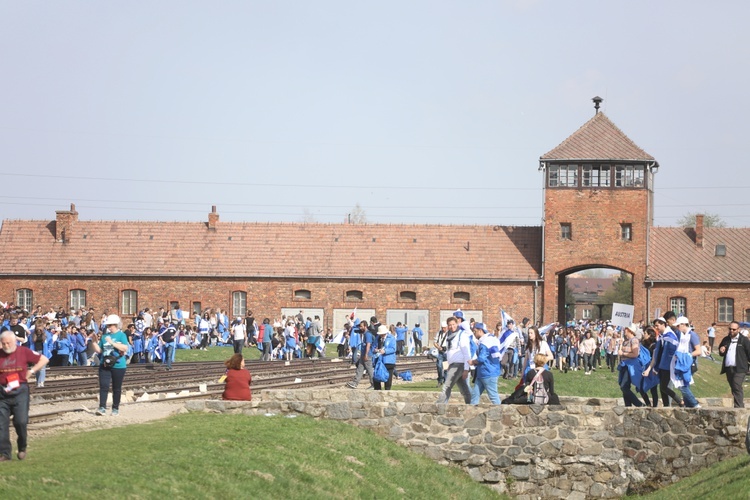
[374, 325, 397, 390]
[55, 329, 74, 366]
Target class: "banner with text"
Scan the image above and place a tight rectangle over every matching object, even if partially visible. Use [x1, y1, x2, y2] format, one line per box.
[610, 303, 635, 329]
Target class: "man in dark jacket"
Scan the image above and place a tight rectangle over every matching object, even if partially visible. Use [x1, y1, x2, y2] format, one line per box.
[718, 321, 750, 408]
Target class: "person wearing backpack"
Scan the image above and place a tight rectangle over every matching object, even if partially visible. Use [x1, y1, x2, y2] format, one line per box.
[524, 353, 557, 405]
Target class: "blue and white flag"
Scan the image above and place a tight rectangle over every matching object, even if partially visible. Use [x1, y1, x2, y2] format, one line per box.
[406, 331, 415, 356]
[538, 322, 556, 335]
[331, 330, 345, 345]
[501, 309, 514, 327]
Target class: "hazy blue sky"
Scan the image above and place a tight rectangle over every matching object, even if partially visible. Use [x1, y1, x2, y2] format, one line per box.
[1, 1, 748, 226]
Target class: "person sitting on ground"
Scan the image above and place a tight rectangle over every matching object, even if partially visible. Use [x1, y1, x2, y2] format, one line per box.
[700, 341, 715, 361]
[524, 353, 558, 405]
[222, 353, 252, 401]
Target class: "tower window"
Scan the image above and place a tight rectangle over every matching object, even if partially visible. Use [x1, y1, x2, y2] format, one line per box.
[582, 164, 611, 187]
[621, 224, 632, 241]
[560, 223, 572, 240]
[548, 165, 578, 187]
[614, 165, 645, 188]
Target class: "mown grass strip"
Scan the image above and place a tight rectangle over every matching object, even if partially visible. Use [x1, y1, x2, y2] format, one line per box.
[2, 413, 504, 499]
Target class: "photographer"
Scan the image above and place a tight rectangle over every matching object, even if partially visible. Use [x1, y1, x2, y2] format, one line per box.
[91, 315, 129, 416]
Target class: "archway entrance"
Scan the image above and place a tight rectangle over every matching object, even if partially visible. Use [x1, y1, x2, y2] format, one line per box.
[557, 267, 633, 325]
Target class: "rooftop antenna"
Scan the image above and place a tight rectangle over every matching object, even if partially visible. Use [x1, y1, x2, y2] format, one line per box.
[592, 96, 603, 114]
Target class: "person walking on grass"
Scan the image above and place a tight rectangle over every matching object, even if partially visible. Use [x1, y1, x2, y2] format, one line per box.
[436, 317, 472, 404]
[0, 330, 49, 461]
[643, 316, 683, 407]
[718, 321, 750, 408]
[469, 323, 501, 405]
[672, 316, 702, 408]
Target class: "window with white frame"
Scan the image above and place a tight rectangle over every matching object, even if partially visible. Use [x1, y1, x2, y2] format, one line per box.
[232, 291, 247, 317]
[718, 298, 734, 323]
[121, 290, 137, 316]
[670, 297, 687, 317]
[70, 289, 87, 310]
[16, 289, 33, 311]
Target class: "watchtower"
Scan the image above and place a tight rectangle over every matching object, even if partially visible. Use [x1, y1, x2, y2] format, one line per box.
[539, 97, 659, 324]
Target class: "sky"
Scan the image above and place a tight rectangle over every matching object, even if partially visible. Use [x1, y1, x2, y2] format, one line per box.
[1, 1, 749, 227]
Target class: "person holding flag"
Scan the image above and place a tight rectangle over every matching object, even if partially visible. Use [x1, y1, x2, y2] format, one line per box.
[436, 316, 472, 404]
[498, 312, 519, 379]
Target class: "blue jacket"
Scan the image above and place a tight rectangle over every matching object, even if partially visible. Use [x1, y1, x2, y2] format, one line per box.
[55, 337, 73, 355]
[412, 327, 423, 341]
[349, 331, 360, 350]
[653, 328, 679, 371]
[360, 331, 374, 357]
[380, 334, 397, 364]
[475, 335, 502, 379]
[395, 326, 407, 342]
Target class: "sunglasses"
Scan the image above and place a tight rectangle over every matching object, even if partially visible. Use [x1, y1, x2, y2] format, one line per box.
[729, 328, 739, 332]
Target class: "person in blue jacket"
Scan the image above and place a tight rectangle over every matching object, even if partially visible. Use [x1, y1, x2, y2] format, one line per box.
[412, 323, 424, 355]
[469, 323, 502, 405]
[54, 328, 73, 366]
[374, 325, 397, 390]
[73, 327, 88, 366]
[394, 322, 407, 355]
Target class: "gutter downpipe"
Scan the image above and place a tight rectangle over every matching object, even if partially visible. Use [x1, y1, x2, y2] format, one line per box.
[538, 160, 547, 324]
[645, 161, 656, 320]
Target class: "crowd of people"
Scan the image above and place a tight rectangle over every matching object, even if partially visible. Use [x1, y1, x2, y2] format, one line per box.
[2, 298, 749, 462]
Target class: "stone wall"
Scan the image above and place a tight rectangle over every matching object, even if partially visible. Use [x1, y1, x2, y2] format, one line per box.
[185, 390, 749, 499]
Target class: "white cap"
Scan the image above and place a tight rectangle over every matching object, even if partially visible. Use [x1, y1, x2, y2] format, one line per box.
[676, 316, 690, 325]
[105, 314, 121, 326]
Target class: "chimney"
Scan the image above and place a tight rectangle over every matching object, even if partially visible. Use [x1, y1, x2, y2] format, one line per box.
[208, 205, 219, 230]
[55, 203, 78, 243]
[695, 214, 704, 248]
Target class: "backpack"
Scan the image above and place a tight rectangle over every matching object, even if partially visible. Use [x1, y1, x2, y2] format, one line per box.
[528, 370, 549, 405]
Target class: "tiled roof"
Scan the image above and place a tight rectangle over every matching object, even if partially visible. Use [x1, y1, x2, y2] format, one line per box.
[567, 277, 616, 294]
[541, 112, 655, 162]
[0, 220, 542, 281]
[649, 227, 750, 282]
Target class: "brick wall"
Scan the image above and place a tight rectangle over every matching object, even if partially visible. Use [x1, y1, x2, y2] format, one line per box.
[543, 187, 651, 324]
[0, 277, 536, 332]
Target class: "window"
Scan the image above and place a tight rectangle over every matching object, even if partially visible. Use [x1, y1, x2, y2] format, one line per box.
[232, 291, 247, 317]
[670, 297, 687, 317]
[70, 289, 87, 310]
[399, 291, 417, 302]
[192, 302, 202, 316]
[718, 298, 734, 323]
[745, 309, 750, 324]
[614, 165, 645, 188]
[294, 289, 312, 300]
[582, 164, 611, 187]
[583, 309, 591, 319]
[345, 290, 363, 302]
[621, 223, 632, 241]
[715, 244, 726, 257]
[122, 290, 137, 316]
[16, 289, 33, 310]
[453, 291, 471, 303]
[548, 165, 578, 187]
[560, 223, 572, 240]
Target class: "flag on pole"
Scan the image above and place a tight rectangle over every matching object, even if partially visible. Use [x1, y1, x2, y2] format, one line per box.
[538, 322, 556, 335]
[497, 310, 518, 356]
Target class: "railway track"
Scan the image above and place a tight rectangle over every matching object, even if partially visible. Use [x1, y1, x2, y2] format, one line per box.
[28, 357, 438, 424]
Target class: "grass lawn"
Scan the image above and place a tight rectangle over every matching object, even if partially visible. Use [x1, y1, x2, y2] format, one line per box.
[174, 344, 341, 363]
[636, 454, 750, 499]
[399, 355, 737, 400]
[3, 413, 504, 499]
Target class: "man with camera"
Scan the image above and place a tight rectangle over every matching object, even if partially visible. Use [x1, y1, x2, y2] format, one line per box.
[0, 330, 49, 461]
[91, 315, 129, 416]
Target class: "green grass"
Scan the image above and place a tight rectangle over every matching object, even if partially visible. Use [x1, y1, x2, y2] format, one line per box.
[174, 344, 341, 363]
[399, 356, 737, 400]
[4, 413, 504, 499]
[635, 454, 750, 499]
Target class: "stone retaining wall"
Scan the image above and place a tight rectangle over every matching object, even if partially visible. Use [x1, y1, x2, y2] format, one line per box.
[185, 390, 749, 499]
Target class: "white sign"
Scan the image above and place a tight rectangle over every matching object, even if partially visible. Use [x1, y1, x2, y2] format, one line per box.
[610, 303, 634, 329]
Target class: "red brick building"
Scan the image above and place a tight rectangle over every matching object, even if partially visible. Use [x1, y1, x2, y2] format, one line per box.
[2, 105, 748, 341]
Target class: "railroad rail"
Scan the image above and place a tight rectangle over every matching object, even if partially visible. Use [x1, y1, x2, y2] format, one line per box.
[28, 357, 439, 424]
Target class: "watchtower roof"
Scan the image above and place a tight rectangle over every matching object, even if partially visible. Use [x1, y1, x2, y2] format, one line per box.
[541, 112, 655, 162]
